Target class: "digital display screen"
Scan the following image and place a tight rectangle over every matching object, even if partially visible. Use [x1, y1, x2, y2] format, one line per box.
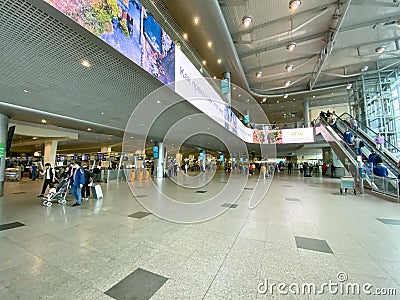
[220, 155, 224, 162]
[46, 0, 175, 86]
[98, 153, 104, 161]
[199, 152, 204, 161]
[152, 146, 159, 159]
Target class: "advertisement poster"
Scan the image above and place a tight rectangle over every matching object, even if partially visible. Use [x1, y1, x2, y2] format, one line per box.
[46, 0, 175, 85]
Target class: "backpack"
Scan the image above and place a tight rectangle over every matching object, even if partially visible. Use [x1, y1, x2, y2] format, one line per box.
[359, 140, 364, 148]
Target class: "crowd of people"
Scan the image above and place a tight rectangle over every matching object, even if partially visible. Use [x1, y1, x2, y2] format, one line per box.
[37, 161, 94, 207]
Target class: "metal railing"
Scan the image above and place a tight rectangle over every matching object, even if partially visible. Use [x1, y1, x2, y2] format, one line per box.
[370, 174, 400, 200]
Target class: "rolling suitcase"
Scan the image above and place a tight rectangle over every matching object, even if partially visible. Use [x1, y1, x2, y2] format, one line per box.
[91, 185, 103, 199]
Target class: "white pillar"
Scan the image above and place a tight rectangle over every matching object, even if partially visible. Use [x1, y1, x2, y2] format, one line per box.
[156, 142, 164, 178]
[176, 153, 182, 165]
[304, 100, 310, 127]
[44, 140, 57, 167]
[0, 113, 9, 197]
[201, 150, 206, 171]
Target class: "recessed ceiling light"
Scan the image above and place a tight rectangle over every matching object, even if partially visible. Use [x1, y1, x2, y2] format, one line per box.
[242, 15, 252, 27]
[329, 99, 332, 102]
[284, 94, 288, 98]
[361, 66, 369, 72]
[332, 92, 334, 95]
[277, 100, 280, 103]
[101, 112, 104, 115]
[238, 94, 241, 97]
[375, 46, 386, 54]
[233, 86, 236, 90]
[194, 17, 200, 24]
[23, 89, 29, 93]
[157, 100, 161, 104]
[41, 119, 47, 124]
[183, 32, 188, 40]
[281, 105, 284, 108]
[217, 58, 222, 64]
[287, 42, 297, 52]
[262, 97, 266, 102]
[32, 137, 38, 140]
[141, 123, 144, 126]
[87, 128, 92, 131]
[284, 80, 291, 87]
[207, 41, 213, 48]
[202, 60, 207, 65]
[256, 70, 262, 78]
[213, 76, 217, 79]
[247, 99, 250, 102]
[81, 59, 91, 67]
[188, 117, 191, 120]
[286, 64, 294, 72]
[312, 95, 316, 98]
[292, 98, 296, 101]
[346, 83, 352, 90]
[130, 136, 134, 139]
[289, 0, 302, 11]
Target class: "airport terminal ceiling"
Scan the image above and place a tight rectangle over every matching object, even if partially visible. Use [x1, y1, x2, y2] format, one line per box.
[0, 0, 399, 153]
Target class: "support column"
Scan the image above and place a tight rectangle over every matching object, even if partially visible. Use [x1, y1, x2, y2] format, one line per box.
[222, 71, 231, 108]
[156, 142, 164, 178]
[44, 140, 58, 167]
[0, 113, 9, 197]
[201, 150, 206, 171]
[176, 153, 182, 166]
[303, 100, 310, 127]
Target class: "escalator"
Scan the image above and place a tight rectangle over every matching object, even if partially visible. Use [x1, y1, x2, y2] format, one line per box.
[319, 114, 400, 199]
[317, 118, 360, 180]
[336, 112, 400, 171]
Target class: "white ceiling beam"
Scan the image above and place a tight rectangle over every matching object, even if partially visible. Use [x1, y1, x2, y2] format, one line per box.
[231, 2, 337, 39]
[308, 0, 353, 90]
[239, 31, 328, 58]
[340, 12, 400, 32]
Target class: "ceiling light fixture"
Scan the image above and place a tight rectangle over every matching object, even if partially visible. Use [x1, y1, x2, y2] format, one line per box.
[361, 66, 369, 72]
[87, 128, 92, 131]
[286, 42, 297, 52]
[213, 76, 217, 79]
[41, 119, 47, 124]
[183, 33, 188, 40]
[242, 15, 252, 27]
[262, 98, 266, 103]
[80, 59, 91, 67]
[284, 94, 288, 98]
[194, 17, 200, 25]
[202, 60, 207, 65]
[346, 83, 352, 90]
[286, 64, 294, 72]
[256, 70, 262, 78]
[284, 80, 291, 87]
[23, 89, 29, 93]
[217, 58, 222, 64]
[289, 0, 302, 11]
[207, 41, 213, 48]
[375, 46, 386, 54]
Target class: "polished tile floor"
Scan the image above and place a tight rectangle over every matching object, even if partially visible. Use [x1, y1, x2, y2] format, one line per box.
[0, 171, 400, 299]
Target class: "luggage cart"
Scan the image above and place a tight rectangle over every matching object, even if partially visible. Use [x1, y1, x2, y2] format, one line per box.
[340, 176, 356, 195]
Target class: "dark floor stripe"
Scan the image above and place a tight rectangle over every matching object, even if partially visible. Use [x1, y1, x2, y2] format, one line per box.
[285, 198, 300, 201]
[221, 203, 238, 208]
[244, 187, 254, 190]
[295, 236, 333, 254]
[105, 268, 168, 300]
[377, 218, 400, 225]
[0, 222, 25, 231]
[135, 195, 148, 198]
[195, 190, 207, 193]
[282, 185, 293, 187]
[12, 192, 27, 194]
[128, 212, 152, 219]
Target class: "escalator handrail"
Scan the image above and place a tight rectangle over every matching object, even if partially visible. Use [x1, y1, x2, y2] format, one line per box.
[336, 112, 400, 153]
